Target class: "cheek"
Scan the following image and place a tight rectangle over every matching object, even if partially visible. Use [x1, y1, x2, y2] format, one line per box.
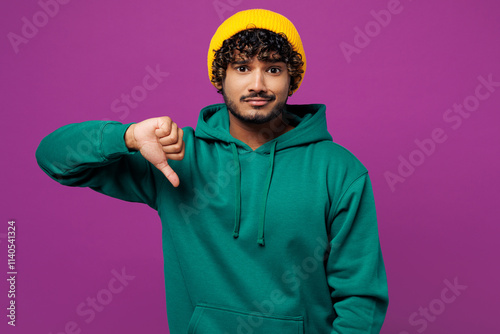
[277, 75, 291, 93]
[223, 83, 237, 98]
[276, 80, 291, 98]
[222, 74, 239, 95]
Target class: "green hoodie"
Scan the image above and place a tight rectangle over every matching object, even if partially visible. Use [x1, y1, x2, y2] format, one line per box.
[36, 103, 388, 333]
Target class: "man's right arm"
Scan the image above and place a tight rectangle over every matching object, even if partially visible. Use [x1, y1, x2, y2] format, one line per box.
[36, 117, 184, 209]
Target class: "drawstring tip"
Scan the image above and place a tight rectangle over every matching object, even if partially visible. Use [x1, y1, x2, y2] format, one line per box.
[257, 238, 265, 246]
[233, 232, 239, 239]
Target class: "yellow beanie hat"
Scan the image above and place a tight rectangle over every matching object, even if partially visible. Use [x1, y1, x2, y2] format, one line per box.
[207, 8, 306, 94]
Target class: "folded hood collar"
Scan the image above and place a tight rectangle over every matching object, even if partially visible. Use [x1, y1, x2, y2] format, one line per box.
[196, 103, 332, 151]
[195, 103, 332, 246]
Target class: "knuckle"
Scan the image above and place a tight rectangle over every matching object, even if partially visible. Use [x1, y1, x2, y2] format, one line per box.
[160, 116, 171, 125]
[174, 143, 182, 151]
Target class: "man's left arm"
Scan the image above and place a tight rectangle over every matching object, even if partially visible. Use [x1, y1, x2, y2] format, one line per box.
[326, 172, 389, 333]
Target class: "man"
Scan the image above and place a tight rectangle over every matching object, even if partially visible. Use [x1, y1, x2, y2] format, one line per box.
[36, 8, 388, 333]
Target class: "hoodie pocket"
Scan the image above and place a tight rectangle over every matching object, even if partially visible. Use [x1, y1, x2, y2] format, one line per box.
[187, 303, 304, 334]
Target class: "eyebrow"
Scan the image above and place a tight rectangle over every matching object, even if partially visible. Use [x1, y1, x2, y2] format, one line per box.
[231, 58, 285, 65]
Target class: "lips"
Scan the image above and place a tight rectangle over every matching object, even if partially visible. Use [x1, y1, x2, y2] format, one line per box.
[244, 98, 271, 106]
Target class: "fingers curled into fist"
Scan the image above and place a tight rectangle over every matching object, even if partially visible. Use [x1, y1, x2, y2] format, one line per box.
[126, 116, 186, 187]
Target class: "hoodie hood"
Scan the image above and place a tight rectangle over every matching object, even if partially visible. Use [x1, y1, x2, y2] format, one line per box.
[195, 103, 332, 246]
[195, 103, 332, 152]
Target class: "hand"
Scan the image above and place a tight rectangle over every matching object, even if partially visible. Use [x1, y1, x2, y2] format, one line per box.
[125, 116, 185, 187]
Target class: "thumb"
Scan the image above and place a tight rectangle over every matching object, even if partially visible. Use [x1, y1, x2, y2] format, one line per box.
[154, 160, 180, 187]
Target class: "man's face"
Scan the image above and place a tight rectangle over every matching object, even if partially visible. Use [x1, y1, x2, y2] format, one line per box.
[219, 50, 291, 125]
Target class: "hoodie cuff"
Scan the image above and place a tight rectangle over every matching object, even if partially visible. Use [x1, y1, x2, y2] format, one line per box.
[100, 122, 136, 159]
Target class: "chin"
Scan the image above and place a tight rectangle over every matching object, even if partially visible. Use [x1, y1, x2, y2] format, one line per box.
[233, 103, 284, 125]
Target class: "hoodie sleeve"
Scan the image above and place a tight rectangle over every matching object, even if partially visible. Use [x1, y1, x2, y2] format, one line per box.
[326, 172, 389, 333]
[35, 120, 162, 210]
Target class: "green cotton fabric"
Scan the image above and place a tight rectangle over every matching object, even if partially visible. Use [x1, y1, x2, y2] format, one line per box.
[36, 103, 389, 333]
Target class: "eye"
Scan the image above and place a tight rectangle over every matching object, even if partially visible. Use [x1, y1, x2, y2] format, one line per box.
[235, 66, 248, 72]
[268, 67, 282, 74]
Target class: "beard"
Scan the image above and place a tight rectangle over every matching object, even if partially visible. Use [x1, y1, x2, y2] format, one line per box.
[222, 89, 288, 125]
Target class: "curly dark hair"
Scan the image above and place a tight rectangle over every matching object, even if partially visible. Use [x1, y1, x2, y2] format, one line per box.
[211, 28, 304, 96]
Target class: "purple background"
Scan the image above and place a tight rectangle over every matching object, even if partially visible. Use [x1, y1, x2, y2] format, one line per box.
[1, 0, 499, 333]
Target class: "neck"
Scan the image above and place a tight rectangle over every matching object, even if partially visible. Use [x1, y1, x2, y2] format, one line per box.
[229, 112, 295, 151]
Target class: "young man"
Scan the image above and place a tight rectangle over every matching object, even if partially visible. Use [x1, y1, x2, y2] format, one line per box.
[36, 8, 388, 333]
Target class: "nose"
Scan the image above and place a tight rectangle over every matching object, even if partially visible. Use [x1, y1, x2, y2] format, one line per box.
[248, 68, 267, 93]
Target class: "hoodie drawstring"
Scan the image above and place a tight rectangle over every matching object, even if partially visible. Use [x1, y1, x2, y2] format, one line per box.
[231, 143, 241, 239]
[257, 141, 277, 246]
[230, 141, 277, 246]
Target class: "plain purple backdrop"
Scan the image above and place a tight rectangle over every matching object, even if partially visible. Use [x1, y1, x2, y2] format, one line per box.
[1, 0, 499, 333]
